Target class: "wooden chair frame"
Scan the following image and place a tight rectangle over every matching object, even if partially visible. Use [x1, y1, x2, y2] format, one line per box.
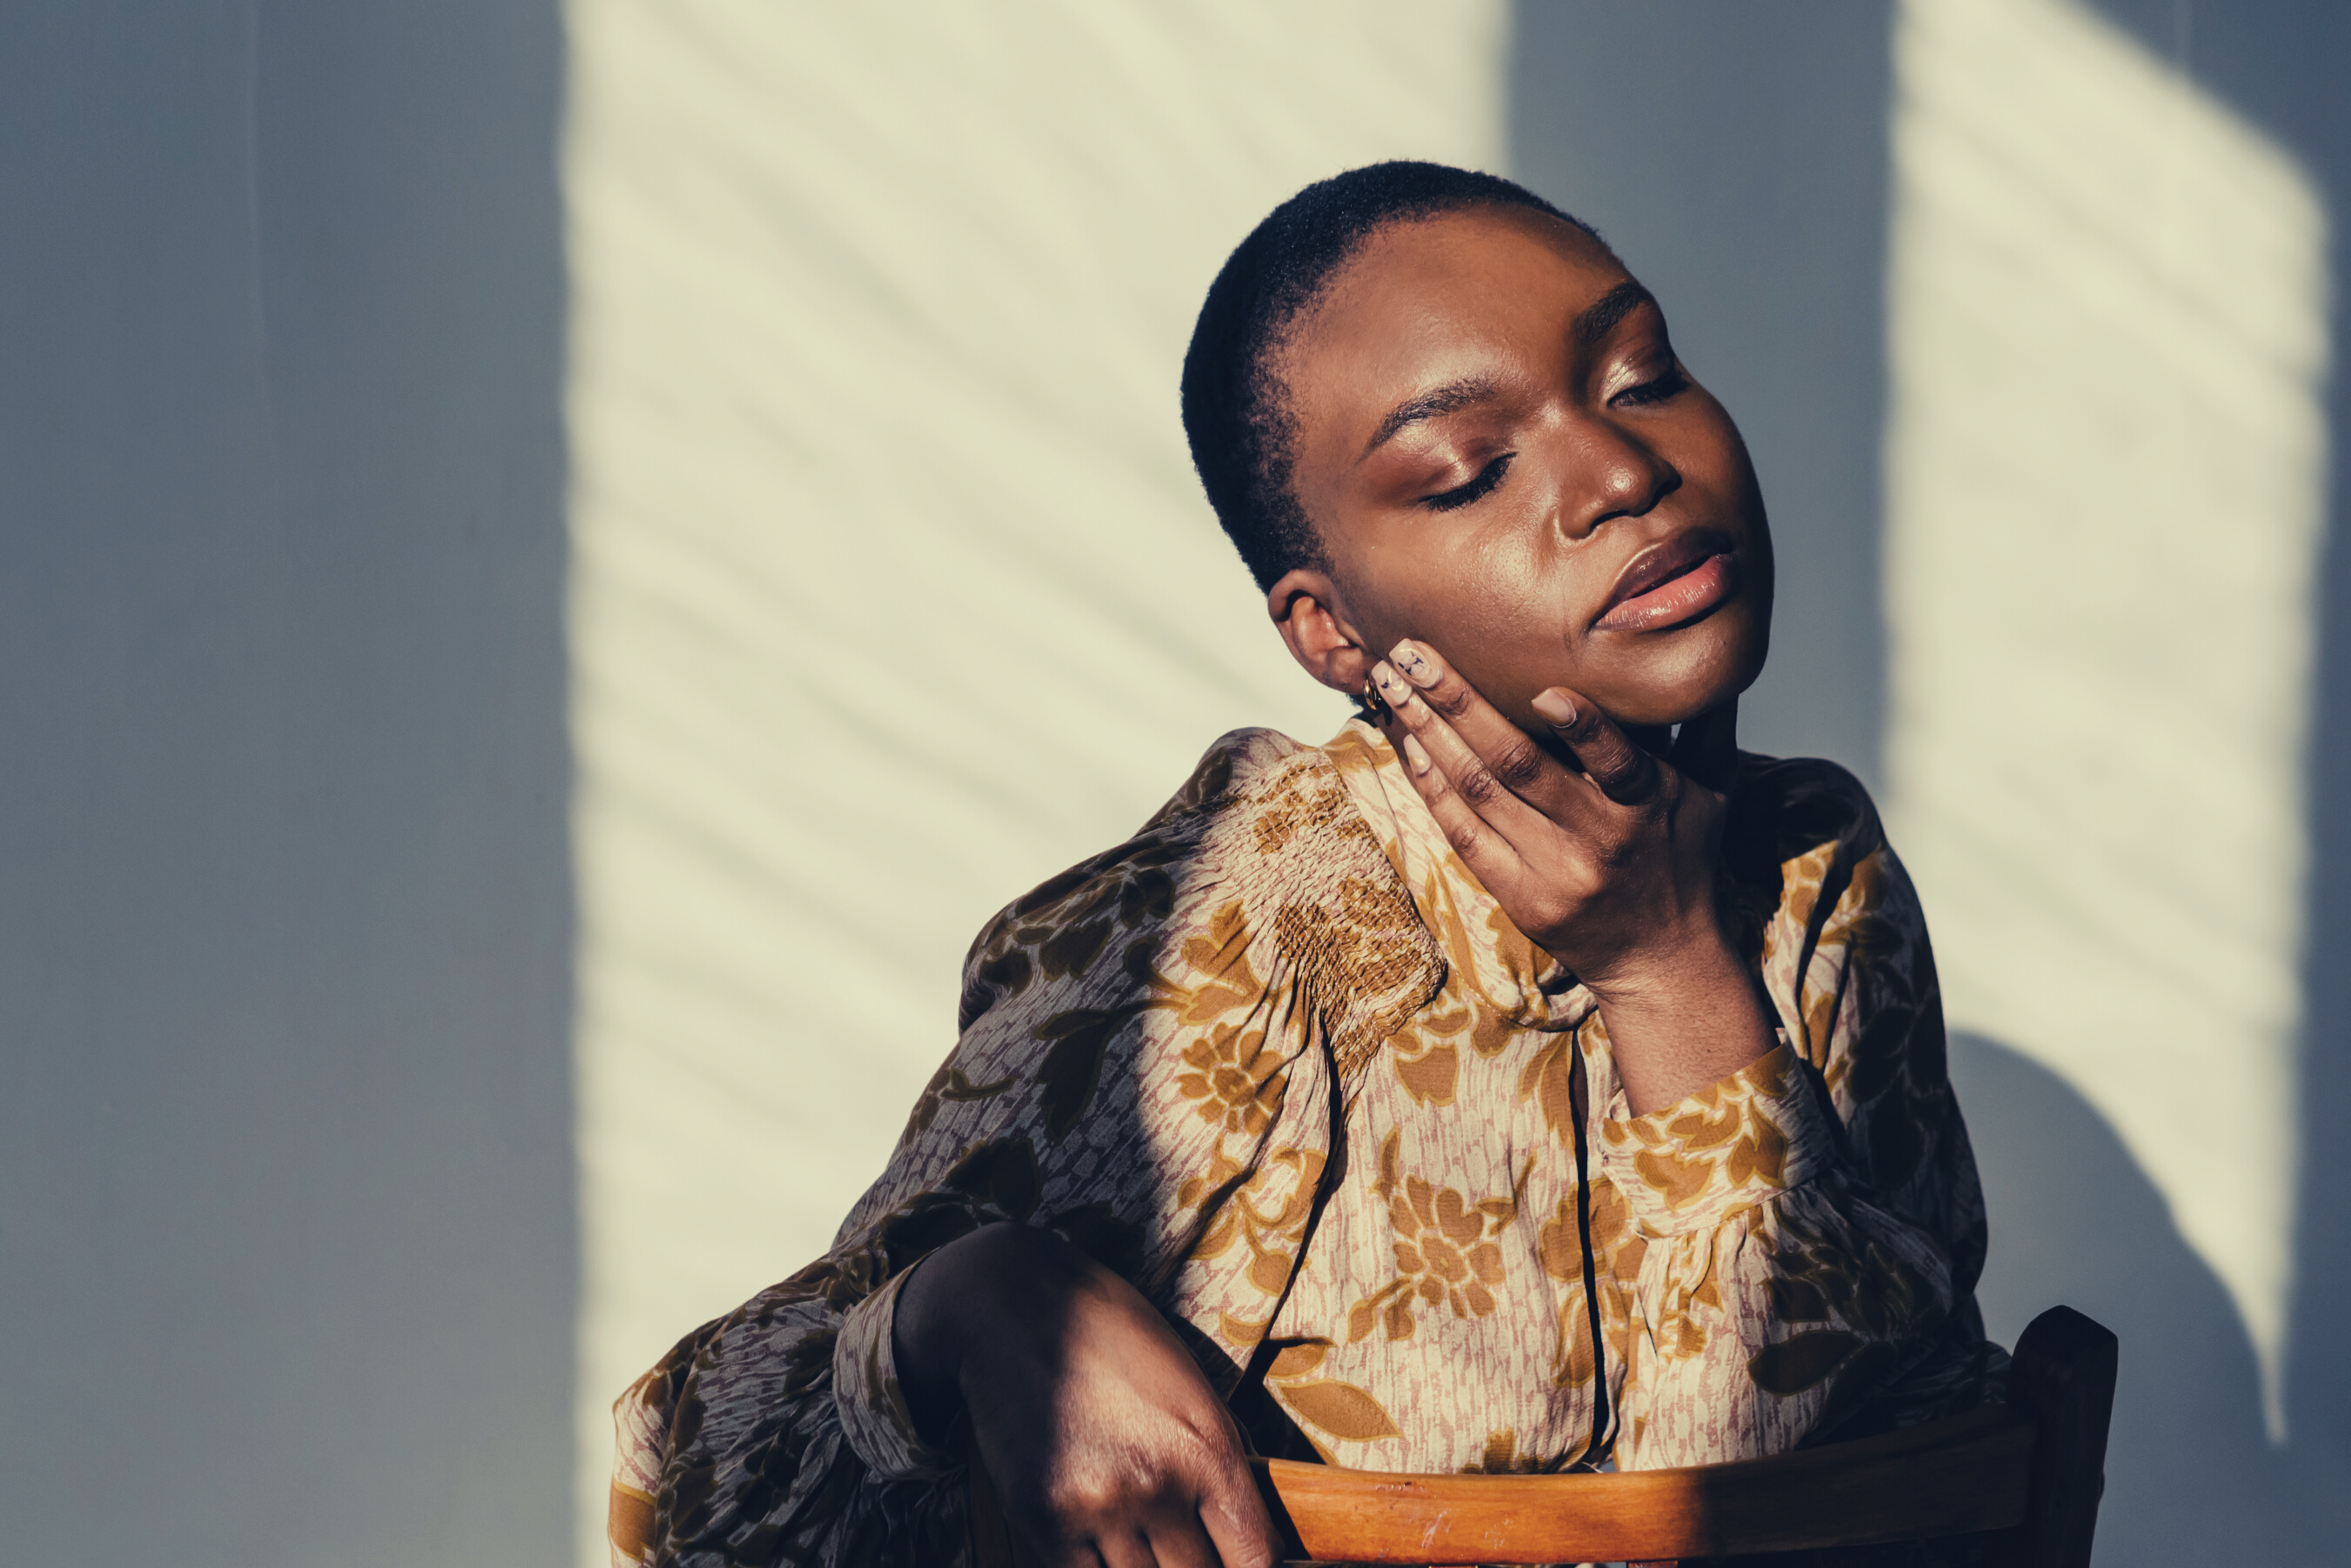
[971, 1305, 2115, 1567]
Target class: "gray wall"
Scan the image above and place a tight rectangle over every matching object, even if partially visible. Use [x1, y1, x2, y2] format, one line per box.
[1511, 2, 1894, 791]
[1510, 3, 2350, 1560]
[0, 5, 575, 1565]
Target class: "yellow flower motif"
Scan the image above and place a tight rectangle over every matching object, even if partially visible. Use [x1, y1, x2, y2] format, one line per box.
[1391, 1175, 1509, 1319]
[1348, 1131, 1513, 1341]
[1175, 1022, 1285, 1139]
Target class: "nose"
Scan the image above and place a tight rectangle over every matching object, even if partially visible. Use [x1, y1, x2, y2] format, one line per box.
[1558, 413, 1680, 539]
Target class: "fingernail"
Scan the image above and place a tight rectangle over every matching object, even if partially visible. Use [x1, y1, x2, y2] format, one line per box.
[1371, 661, 1412, 704]
[1402, 733, 1433, 774]
[1391, 640, 1439, 687]
[1531, 690, 1577, 727]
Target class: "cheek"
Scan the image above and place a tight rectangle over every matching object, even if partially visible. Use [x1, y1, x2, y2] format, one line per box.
[1353, 516, 1530, 632]
[1674, 400, 1766, 530]
[1412, 529, 1596, 705]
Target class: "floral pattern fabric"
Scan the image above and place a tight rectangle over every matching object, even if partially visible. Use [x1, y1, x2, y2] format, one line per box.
[607, 719, 1996, 1567]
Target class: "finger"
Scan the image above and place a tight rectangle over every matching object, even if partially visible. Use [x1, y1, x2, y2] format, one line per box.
[1531, 685, 1663, 805]
[1092, 1529, 1157, 1568]
[1384, 639, 1586, 820]
[1370, 664, 1543, 880]
[1372, 652, 1563, 842]
[1194, 1454, 1282, 1568]
[1668, 699, 1740, 792]
[1139, 1518, 1225, 1568]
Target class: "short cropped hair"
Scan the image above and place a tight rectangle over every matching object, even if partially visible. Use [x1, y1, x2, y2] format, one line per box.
[1179, 161, 1599, 591]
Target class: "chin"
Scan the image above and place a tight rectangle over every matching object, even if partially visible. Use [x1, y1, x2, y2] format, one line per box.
[1595, 611, 1769, 728]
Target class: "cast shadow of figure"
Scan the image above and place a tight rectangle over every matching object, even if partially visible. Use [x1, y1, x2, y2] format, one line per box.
[1951, 1032, 2334, 1563]
[1975, 2, 2351, 1558]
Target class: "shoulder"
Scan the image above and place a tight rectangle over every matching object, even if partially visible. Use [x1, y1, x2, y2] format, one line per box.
[960, 727, 1444, 1064]
[975, 727, 1331, 946]
[993, 726, 1381, 927]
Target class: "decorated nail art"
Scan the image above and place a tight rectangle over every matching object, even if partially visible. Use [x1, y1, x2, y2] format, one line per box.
[1390, 641, 1438, 687]
[1402, 733, 1433, 774]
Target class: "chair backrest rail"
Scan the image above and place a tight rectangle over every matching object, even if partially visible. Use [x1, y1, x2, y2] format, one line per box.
[1262, 1404, 2037, 1565]
[967, 1306, 2117, 1568]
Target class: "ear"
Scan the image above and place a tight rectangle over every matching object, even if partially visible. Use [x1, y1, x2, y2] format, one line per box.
[1266, 567, 1374, 697]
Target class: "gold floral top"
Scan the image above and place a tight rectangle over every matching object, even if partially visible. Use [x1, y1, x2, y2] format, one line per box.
[608, 720, 1995, 1567]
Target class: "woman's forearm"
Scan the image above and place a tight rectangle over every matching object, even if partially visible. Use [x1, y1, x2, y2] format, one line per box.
[892, 1221, 1090, 1440]
[1589, 929, 1776, 1115]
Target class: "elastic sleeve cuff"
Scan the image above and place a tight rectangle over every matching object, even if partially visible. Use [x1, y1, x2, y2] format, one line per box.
[1599, 1038, 1835, 1238]
[832, 1265, 954, 1479]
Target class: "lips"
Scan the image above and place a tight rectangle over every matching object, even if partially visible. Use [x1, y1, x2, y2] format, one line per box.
[1593, 530, 1738, 632]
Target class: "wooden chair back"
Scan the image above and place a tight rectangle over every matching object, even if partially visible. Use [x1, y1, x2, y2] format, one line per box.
[968, 1304, 2115, 1567]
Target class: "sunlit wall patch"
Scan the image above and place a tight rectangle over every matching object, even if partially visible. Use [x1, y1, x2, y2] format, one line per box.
[557, 3, 1509, 1558]
[1884, 0, 2328, 1442]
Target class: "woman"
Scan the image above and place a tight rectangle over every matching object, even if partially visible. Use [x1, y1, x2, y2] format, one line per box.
[609, 162, 1996, 1568]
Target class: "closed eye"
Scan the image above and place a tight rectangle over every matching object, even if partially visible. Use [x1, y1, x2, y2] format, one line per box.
[1421, 452, 1513, 512]
[1613, 363, 1689, 408]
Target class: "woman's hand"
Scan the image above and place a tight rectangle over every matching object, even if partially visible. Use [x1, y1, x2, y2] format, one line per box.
[1369, 638, 1774, 1112]
[893, 1223, 1279, 1568]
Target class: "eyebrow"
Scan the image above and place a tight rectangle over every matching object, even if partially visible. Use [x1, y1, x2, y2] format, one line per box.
[1577, 280, 1657, 345]
[1360, 377, 1499, 457]
[1357, 283, 1662, 460]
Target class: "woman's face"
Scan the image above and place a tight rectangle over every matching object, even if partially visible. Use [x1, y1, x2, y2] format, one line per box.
[1269, 204, 1773, 733]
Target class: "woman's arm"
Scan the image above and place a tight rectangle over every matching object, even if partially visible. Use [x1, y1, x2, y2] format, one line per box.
[893, 1223, 1278, 1567]
[1605, 841, 1980, 1464]
[612, 730, 1411, 1567]
[1367, 644, 1980, 1465]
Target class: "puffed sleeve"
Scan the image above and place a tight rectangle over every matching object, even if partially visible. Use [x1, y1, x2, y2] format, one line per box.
[1606, 764, 1992, 1468]
[607, 729, 1442, 1568]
